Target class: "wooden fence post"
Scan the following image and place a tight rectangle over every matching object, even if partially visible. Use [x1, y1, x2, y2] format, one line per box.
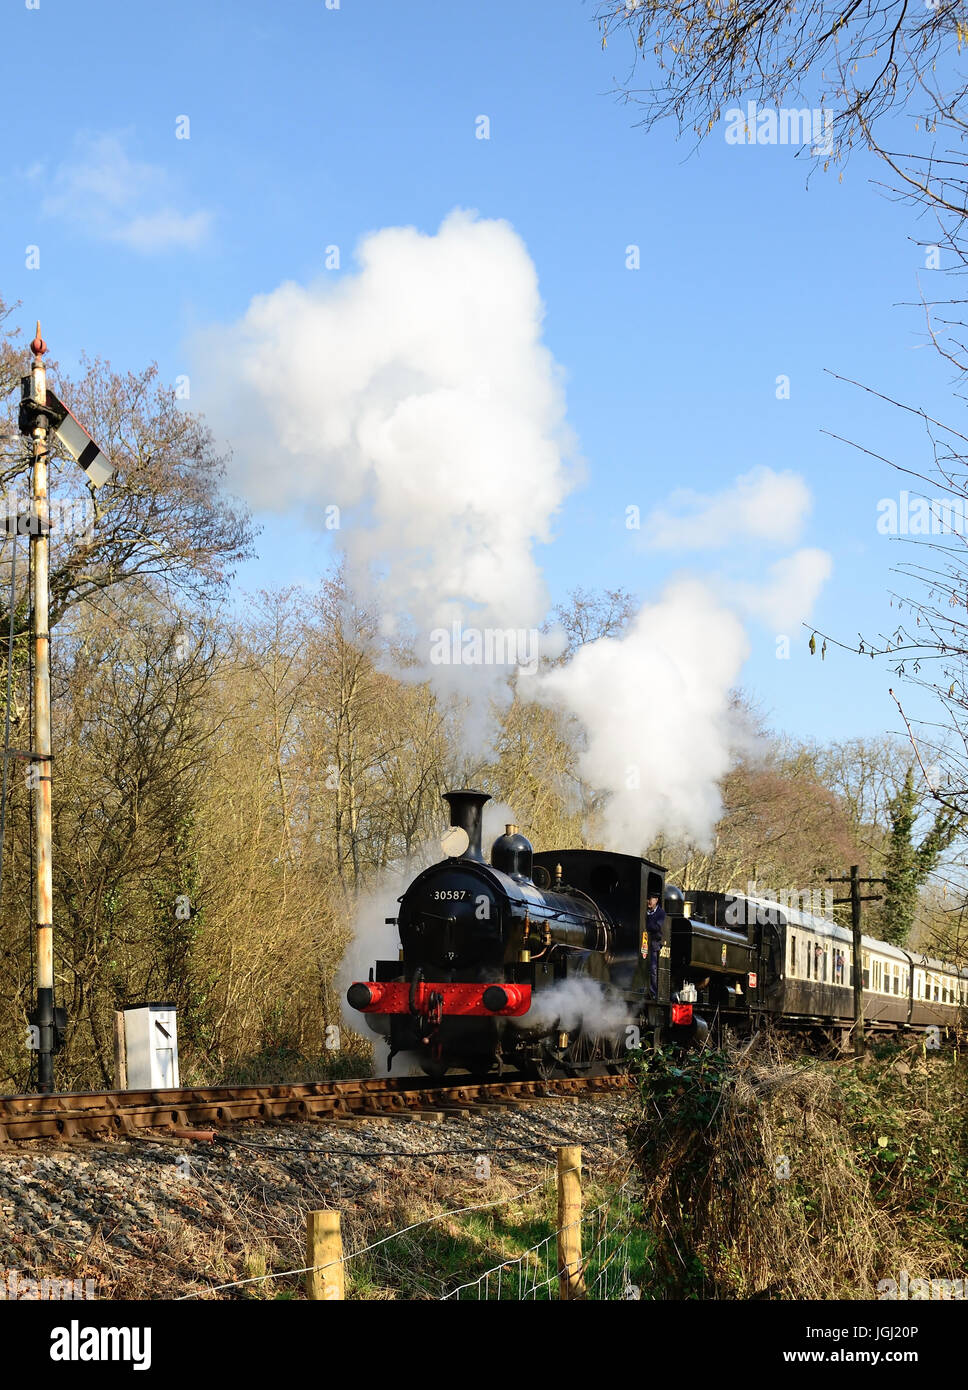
[557, 1145, 585, 1300]
[113, 1011, 127, 1091]
[306, 1209, 344, 1300]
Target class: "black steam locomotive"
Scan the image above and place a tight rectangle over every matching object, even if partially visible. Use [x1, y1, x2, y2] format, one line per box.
[347, 789, 966, 1076]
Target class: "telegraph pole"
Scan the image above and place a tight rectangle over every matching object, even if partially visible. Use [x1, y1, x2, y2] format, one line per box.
[826, 865, 885, 1057]
[25, 326, 55, 1091]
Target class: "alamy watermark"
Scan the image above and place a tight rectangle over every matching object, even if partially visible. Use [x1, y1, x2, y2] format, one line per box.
[725, 880, 834, 925]
[429, 623, 539, 675]
[877, 1269, 966, 1300]
[724, 101, 835, 156]
[877, 490, 968, 537]
[1, 1267, 97, 1300]
[1, 494, 95, 542]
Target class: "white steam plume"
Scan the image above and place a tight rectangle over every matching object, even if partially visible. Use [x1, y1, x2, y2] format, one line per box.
[196, 209, 578, 691]
[481, 799, 518, 855]
[525, 578, 751, 853]
[515, 978, 633, 1036]
[198, 209, 831, 853]
[334, 846, 437, 1075]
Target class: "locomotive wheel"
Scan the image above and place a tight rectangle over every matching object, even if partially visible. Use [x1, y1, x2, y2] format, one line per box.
[563, 1030, 627, 1077]
[517, 1046, 564, 1080]
[518, 1029, 624, 1079]
[562, 1032, 604, 1078]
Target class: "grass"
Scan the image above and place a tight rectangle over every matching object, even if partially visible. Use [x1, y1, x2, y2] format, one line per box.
[344, 1171, 651, 1300]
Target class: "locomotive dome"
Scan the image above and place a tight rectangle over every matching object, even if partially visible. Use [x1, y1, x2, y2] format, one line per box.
[663, 884, 685, 914]
[491, 824, 533, 880]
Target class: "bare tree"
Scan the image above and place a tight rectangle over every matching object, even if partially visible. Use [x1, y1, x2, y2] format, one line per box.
[0, 308, 254, 644]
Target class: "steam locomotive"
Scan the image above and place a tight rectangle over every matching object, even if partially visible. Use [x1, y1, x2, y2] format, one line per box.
[347, 789, 967, 1076]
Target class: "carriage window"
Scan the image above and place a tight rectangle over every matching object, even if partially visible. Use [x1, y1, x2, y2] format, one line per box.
[789, 934, 797, 976]
[872, 960, 882, 992]
[862, 952, 870, 989]
[822, 947, 828, 982]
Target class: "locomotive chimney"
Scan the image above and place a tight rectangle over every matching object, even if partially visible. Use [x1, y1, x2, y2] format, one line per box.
[442, 789, 491, 863]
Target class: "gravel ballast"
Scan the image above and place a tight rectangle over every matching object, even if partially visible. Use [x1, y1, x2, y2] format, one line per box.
[0, 1094, 631, 1299]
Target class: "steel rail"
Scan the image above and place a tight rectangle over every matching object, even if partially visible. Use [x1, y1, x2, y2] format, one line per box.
[0, 1073, 629, 1143]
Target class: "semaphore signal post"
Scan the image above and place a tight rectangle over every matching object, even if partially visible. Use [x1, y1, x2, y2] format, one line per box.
[14, 324, 114, 1092]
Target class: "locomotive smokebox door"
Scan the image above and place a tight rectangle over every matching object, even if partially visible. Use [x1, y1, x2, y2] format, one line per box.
[122, 1003, 180, 1089]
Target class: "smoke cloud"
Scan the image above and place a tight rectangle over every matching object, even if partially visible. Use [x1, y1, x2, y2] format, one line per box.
[199, 209, 830, 852]
[515, 977, 633, 1036]
[196, 209, 577, 688]
[334, 846, 438, 1075]
[525, 578, 751, 852]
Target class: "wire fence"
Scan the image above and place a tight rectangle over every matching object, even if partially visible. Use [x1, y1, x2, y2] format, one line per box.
[440, 1175, 638, 1301]
[177, 1170, 557, 1301]
[176, 1146, 643, 1302]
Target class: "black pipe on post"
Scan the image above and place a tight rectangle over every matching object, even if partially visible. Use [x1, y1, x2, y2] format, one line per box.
[442, 789, 491, 862]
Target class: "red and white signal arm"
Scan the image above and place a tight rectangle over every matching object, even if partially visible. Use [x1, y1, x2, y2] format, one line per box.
[748, 972, 758, 988]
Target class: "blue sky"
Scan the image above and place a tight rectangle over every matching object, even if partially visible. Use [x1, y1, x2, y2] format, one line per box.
[1, 0, 954, 748]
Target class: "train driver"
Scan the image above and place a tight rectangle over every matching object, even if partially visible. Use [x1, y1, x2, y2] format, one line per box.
[646, 893, 666, 998]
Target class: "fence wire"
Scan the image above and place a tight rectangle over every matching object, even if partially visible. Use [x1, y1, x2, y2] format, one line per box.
[177, 1158, 640, 1302]
[440, 1178, 639, 1301]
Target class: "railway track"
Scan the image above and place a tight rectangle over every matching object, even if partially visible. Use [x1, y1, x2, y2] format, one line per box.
[0, 1073, 630, 1143]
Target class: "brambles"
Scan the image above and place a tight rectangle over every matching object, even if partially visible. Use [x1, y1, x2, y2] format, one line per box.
[625, 1035, 967, 1298]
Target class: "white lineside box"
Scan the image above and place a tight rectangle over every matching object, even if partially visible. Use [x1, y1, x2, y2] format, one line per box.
[122, 1003, 179, 1089]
